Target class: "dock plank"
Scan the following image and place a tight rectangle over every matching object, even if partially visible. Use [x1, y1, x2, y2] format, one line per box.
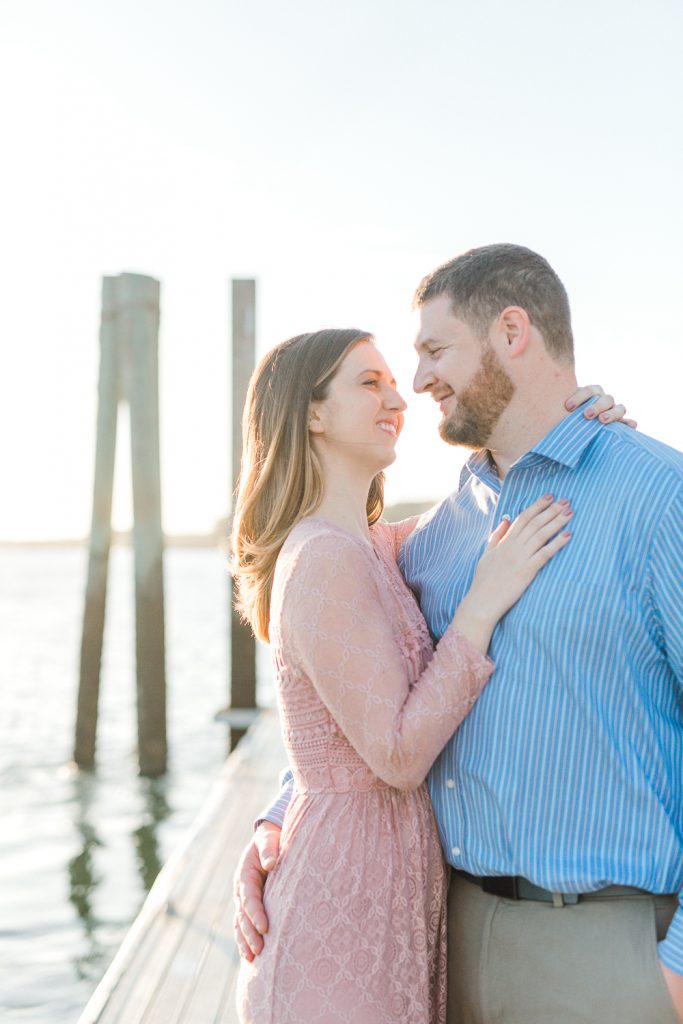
[77, 710, 285, 1024]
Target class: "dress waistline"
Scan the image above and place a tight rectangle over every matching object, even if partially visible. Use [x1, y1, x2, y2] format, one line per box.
[293, 764, 391, 794]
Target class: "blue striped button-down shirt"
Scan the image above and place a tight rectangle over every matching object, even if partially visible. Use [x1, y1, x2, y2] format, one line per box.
[399, 409, 683, 972]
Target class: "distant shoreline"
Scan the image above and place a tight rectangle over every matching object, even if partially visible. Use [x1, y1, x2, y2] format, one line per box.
[0, 501, 436, 549]
[0, 535, 221, 549]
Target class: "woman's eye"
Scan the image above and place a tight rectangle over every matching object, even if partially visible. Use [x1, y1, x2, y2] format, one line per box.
[363, 378, 379, 386]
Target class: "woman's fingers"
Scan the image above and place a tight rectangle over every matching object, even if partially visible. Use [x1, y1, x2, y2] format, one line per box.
[583, 392, 615, 418]
[504, 493, 555, 535]
[486, 516, 511, 550]
[597, 404, 637, 429]
[565, 386, 634, 427]
[530, 527, 572, 568]
[526, 507, 573, 550]
[597, 401, 622, 422]
[565, 384, 604, 411]
[506, 497, 570, 542]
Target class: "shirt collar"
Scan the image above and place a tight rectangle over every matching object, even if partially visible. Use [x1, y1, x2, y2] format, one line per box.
[460, 404, 604, 489]
[460, 448, 499, 491]
[521, 405, 603, 469]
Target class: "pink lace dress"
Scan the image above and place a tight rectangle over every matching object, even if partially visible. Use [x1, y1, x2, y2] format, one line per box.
[237, 517, 494, 1024]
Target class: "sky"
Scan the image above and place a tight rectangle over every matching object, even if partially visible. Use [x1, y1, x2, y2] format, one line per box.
[1, 0, 682, 540]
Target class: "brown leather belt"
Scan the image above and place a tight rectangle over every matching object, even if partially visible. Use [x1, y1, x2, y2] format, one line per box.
[454, 869, 652, 906]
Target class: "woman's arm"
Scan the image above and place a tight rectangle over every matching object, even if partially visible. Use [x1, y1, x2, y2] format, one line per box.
[282, 496, 570, 790]
[379, 515, 422, 559]
[282, 531, 492, 791]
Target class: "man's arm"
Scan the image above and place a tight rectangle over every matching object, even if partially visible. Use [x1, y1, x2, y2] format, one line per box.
[233, 774, 294, 959]
[648, 489, 683, 1019]
[254, 770, 294, 830]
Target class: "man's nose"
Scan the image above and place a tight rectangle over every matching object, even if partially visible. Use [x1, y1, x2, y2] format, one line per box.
[413, 359, 433, 394]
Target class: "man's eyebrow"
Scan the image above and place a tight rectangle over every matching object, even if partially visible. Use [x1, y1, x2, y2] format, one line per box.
[414, 337, 440, 352]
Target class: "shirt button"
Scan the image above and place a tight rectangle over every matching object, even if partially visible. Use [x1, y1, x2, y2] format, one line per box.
[451, 846, 461, 858]
[446, 778, 455, 789]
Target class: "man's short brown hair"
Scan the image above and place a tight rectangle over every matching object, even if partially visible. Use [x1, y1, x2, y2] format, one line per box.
[414, 243, 574, 363]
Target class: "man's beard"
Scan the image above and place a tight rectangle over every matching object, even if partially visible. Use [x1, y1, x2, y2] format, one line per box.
[439, 345, 515, 450]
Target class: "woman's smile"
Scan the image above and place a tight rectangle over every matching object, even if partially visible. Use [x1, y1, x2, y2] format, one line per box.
[377, 418, 399, 438]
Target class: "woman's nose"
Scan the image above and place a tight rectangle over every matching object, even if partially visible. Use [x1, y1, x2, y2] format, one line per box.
[384, 387, 407, 411]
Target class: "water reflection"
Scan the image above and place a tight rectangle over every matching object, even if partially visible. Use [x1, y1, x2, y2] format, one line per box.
[67, 772, 108, 983]
[132, 779, 170, 892]
[68, 820, 102, 935]
[66, 769, 171, 983]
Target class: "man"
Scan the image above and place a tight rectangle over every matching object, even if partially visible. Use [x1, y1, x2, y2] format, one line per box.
[234, 244, 683, 1023]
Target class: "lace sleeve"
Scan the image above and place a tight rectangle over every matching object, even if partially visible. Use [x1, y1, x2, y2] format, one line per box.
[280, 531, 494, 790]
[381, 516, 421, 560]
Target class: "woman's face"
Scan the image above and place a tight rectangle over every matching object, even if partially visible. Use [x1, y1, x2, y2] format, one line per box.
[310, 341, 407, 470]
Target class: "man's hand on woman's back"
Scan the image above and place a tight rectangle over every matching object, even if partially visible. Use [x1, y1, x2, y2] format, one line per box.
[233, 822, 282, 960]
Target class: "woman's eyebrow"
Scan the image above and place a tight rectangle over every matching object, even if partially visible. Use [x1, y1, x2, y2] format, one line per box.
[357, 369, 397, 387]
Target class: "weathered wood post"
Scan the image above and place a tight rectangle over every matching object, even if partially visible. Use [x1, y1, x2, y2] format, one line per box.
[226, 279, 258, 751]
[75, 277, 120, 770]
[121, 274, 167, 776]
[75, 273, 167, 776]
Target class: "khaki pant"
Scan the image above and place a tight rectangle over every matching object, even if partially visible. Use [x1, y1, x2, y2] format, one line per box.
[447, 872, 679, 1024]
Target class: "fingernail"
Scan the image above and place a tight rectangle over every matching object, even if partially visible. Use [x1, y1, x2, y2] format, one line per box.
[543, 493, 553, 501]
[563, 531, 572, 539]
[599, 413, 608, 422]
[501, 514, 511, 522]
[586, 409, 595, 418]
[566, 401, 576, 410]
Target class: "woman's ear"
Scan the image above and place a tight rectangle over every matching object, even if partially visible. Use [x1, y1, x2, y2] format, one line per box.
[308, 404, 325, 435]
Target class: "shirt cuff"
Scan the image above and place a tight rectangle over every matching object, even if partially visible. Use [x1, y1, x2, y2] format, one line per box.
[252, 772, 294, 832]
[658, 901, 683, 975]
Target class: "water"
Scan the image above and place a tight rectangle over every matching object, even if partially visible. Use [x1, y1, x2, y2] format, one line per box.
[0, 545, 272, 1023]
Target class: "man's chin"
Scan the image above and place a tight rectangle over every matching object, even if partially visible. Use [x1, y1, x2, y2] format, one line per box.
[438, 417, 487, 451]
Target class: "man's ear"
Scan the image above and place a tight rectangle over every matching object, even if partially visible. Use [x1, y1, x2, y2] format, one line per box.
[308, 404, 325, 435]
[497, 306, 531, 358]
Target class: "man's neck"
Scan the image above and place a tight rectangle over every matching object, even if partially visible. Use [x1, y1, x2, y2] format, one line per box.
[485, 375, 578, 478]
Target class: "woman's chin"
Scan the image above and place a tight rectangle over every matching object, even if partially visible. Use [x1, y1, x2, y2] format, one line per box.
[378, 447, 398, 470]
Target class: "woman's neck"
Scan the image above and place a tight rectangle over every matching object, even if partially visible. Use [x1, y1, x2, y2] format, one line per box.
[311, 461, 375, 544]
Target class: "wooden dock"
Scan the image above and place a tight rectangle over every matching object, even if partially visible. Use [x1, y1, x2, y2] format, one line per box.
[77, 710, 285, 1024]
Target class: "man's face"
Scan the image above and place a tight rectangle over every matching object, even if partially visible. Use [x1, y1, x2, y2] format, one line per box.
[413, 293, 514, 450]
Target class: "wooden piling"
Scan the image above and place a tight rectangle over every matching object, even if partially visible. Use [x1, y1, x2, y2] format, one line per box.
[228, 280, 257, 750]
[75, 273, 167, 776]
[75, 277, 121, 769]
[121, 274, 167, 777]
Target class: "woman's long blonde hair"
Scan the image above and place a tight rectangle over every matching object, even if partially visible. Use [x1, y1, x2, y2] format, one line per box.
[231, 328, 385, 642]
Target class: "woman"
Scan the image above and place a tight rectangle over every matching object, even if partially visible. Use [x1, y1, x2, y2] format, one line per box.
[232, 328, 626, 1023]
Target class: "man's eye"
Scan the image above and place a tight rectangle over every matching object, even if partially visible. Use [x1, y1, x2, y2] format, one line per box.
[428, 347, 442, 357]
